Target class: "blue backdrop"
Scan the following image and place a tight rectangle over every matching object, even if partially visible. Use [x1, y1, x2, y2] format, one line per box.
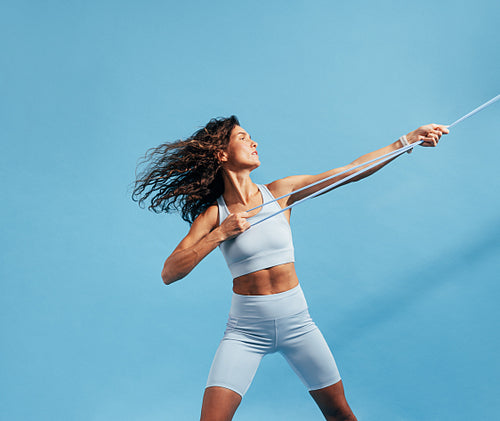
[1, 1, 499, 420]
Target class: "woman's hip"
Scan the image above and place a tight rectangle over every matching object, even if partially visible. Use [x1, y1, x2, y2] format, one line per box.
[229, 284, 308, 320]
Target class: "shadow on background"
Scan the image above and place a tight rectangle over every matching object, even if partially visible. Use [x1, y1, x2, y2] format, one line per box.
[331, 219, 500, 346]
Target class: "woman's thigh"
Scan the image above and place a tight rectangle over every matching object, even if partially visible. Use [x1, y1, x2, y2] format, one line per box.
[277, 311, 341, 390]
[206, 336, 265, 396]
[203, 318, 271, 419]
[206, 314, 274, 396]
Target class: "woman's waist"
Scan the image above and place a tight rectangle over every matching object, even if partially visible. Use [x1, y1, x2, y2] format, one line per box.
[229, 282, 307, 320]
[232, 262, 298, 295]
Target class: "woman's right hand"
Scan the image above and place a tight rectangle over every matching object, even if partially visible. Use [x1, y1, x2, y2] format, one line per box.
[162, 205, 249, 284]
[218, 212, 251, 241]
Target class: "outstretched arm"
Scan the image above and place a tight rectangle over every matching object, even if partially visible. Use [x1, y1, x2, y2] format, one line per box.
[269, 124, 449, 205]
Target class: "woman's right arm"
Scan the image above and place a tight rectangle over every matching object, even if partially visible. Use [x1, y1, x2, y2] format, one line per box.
[161, 206, 250, 285]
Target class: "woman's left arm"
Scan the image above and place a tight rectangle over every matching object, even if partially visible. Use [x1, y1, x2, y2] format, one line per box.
[270, 124, 449, 205]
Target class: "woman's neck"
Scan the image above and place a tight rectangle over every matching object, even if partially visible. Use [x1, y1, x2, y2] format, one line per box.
[222, 170, 257, 206]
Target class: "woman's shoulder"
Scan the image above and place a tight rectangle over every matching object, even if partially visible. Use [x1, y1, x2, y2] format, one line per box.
[192, 203, 219, 230]
[265, 177, 295, 198]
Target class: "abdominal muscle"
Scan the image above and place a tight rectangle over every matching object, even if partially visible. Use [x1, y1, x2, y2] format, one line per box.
[232, 262, 299, 295]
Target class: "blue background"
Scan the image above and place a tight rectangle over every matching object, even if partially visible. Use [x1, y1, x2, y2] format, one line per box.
[1, 1, 499, 420]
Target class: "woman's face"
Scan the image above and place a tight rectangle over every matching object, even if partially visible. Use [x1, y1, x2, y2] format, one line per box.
[220, 126, 260, 171]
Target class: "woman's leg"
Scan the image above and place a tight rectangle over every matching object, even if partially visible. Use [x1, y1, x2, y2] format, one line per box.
[276, 309, 356, 420]
[309, 380, 357, 421]
[200, 386, 242, 421]
[203, 318, 269, 420]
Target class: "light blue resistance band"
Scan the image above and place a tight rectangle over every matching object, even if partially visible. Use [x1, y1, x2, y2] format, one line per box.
[249, 94, 500, 227]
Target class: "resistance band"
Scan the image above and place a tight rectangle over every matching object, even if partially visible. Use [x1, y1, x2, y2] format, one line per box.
[250, 94, 500, 227]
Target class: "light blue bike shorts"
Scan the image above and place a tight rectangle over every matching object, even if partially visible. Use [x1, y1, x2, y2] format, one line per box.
[205, 284, 341, 397]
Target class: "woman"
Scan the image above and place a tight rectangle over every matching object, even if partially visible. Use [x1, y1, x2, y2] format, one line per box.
[132, 116, 448, 421]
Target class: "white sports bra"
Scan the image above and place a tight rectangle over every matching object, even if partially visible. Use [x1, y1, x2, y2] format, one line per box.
[217, 184, 295, 279]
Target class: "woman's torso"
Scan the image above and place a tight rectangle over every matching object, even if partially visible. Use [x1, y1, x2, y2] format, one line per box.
[232, 262, 299, 295]
[217, 183, 299, 295]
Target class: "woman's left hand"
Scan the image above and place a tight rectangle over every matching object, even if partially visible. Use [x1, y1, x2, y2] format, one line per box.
[407, 124, 450, 147]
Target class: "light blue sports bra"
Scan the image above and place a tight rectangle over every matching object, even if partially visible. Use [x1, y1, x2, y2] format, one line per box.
[217, 184, 295, 279]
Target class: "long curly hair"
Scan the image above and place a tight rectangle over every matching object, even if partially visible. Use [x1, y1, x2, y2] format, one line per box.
[132, 116, 240, 224]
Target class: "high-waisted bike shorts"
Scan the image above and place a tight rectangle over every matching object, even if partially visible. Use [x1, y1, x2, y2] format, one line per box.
[205, 284, 341, 397]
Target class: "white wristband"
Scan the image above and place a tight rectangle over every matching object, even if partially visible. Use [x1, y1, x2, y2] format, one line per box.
[399, 135, 412, 154]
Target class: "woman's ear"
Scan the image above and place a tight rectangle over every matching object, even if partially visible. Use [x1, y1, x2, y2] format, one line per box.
[217, 150, 228, 163]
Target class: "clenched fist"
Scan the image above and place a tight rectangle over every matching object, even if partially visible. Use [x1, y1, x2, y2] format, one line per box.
[219, 212, 251, 241]
[407, 124, 449, 147]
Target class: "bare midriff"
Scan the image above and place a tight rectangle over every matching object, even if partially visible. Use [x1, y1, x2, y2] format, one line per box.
[232, 262, 299, 295]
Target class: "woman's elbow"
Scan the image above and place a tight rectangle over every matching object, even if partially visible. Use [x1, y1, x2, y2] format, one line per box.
[161, 265, 186, 285]
[161, 263, 175, 285]
[161, 270, 173, 285]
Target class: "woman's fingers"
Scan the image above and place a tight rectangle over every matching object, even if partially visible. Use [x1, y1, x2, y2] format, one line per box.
[421, 138, 438, 147]
[407, 124, 449, 148]
[421, 133, 438, 146]
[230, 213, 251, 231]
[430, 124, 450, 134]
[238, 212, 251, 231]
[419, 124, 449, 147]
[220, 212, 251, 240]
